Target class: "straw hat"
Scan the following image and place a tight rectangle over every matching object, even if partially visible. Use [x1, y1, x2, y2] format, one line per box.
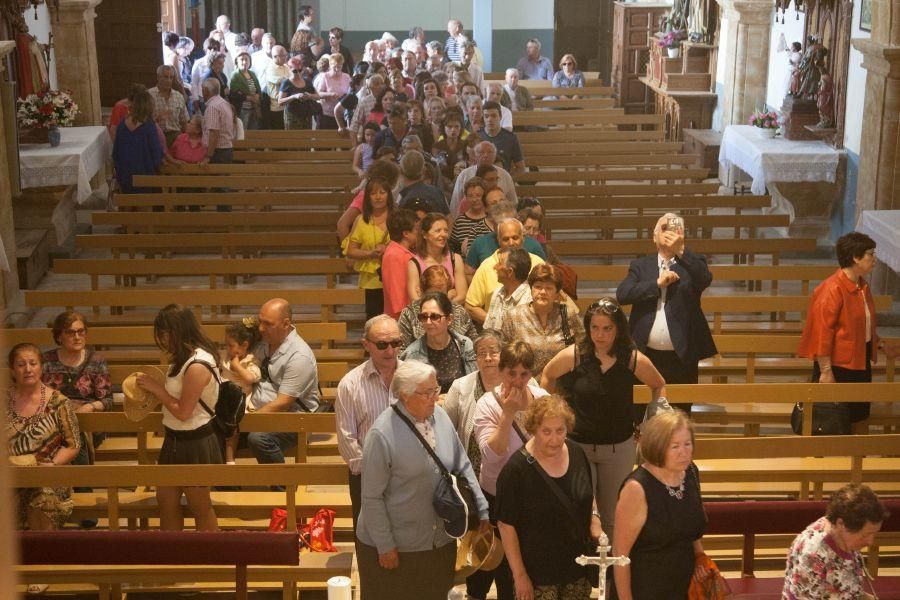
[123, 366, 167, 421]
[454, 526, 505, 583]
[8, 453, 38, 466]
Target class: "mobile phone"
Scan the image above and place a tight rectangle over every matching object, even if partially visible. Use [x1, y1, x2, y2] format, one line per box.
[667, 216, 684, 231]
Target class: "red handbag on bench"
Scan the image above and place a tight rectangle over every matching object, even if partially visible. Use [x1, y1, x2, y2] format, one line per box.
[268, 507, 337, 552]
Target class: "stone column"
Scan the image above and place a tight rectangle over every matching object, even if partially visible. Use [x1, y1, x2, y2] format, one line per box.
[718, 0, 775, 125]
[49, 0, 103, 126]
[0, 42, 20, 307]
[852, 0, 899, 299]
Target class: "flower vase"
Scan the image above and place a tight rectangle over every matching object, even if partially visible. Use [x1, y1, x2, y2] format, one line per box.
[758, 128, 777, 138]
[667, 47, 681, 59]
[48, 126, 61, 147]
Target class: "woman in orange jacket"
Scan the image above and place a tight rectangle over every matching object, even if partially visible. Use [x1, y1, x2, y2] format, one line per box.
[798, 232, 880, 423]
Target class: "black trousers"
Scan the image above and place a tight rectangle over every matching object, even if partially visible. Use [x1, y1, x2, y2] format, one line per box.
[466, 490, 514, 600]
[643, 347, 697, 416]
[813, 341, 872, 423]
[349, 469, 362, 530]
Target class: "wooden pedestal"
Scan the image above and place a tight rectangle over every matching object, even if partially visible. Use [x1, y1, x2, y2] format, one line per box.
[16, 228, 51, 290]
[641, 77, 718, 141]
[780, 95, 820, 141]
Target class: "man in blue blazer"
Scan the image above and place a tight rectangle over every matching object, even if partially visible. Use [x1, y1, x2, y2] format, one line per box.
[616, 214, 717, 414]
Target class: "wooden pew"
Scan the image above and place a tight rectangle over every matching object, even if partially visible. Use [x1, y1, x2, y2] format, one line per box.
[131, 173, 358, 191]
[76, 231, 339, 258]
[161, 163, 355, 175]
[518, 182, 722, 197]
[556, 238, 817, 263]
[544, 213, 790, 240]
[520, 129, 666, 143]
[24, 288, 366, 322]
[521, 140, 684, 156]
[515, 166, 710, 184]
[513, 111, 665, 129]
[114, 191, 353, 210]
[531, 97, 617, 109]
[92, 210, 340, 233]
[529, 154, 698, 169]
[233, 148, 355, 162]
[537, 194, 771, 213]
[235, 129, 354, 150]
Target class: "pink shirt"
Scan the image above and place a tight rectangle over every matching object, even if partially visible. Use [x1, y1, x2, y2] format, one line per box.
[315, 71, 351, 117]
[169, 133, 207, 164]
[381, 240, 414, 318]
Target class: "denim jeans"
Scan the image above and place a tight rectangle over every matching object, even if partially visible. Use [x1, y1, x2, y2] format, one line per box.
[247, 431, 297, 464]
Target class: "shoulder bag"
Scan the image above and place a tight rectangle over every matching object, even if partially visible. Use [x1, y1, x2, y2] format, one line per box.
[391, 404, 480, 539]
[190, 360, 247, 437]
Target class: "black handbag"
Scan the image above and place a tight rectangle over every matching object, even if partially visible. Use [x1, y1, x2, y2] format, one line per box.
[391, 405, 480, 538]
[790, 402, 851, 435]
[192, 360, 247, 437]
[519, 445, 600, 586]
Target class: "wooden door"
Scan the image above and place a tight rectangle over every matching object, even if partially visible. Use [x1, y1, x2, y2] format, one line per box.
[160, 0, 185, 34]
[95, 0, 161, 106]
[554, 0, 607, 81]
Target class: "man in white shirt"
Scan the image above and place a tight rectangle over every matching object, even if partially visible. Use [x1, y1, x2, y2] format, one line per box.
[450, 141, 518, 215]
[486, 82, 514, 131]
[262, 45, 290, 130]
[250, 33, 276, 82]
[482, 247, 533, 329]
[335, 315, 403, 527]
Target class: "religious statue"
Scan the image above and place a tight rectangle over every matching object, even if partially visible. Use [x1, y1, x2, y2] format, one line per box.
[787, 41, 803, 97]
[795, 35, 828, 100]
[688, 0, 711, 42]
[0, 0, 51, 97]
[816, 68, 835, 128]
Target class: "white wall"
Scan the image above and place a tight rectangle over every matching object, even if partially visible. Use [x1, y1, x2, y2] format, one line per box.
[843, 0, 870, 154]
[711, 10, 729, 130]
[321, 1, 473, 32]
[493, 0, 554, 28]
[765, 3, 805, 109]
[20, 3, 58, 90]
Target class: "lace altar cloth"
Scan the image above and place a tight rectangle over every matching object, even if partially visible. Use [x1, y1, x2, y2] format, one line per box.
[718, 125, 840, 196]
[857, 210, 900, 274]
[19, 126, 111, 204]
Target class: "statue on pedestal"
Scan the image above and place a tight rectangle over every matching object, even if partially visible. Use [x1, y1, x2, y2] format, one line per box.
[788, 41, 803, 97]
[816, 67, 835, 128]
[795, 35, 828, 100]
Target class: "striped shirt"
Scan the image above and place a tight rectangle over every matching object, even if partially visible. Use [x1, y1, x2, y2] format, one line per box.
[335, 359, 401, 474]
[148, 86, 188, 133]
[201, 95, 234, 150]
[449, 214, 492, 257]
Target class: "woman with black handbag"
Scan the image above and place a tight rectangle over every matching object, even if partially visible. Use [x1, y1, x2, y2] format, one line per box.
[357, 360, 488, 600]
[135, 304, 223, 531]
[495, 394, 603, 600]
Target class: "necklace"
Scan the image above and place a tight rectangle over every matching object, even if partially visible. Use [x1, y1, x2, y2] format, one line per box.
[8, 385, 47, 433]
[664, 478, 685, 500]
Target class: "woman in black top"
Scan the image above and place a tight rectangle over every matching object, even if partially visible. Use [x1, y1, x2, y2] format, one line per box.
[611, 411, 706, 600]
[541, 297, 668, 546]
[496, 394, 603, 600]
[278, 56, 320, 130]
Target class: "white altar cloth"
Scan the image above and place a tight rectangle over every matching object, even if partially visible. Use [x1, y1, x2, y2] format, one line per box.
[19, 126, 111, 204]
[718, 125, 840, 196]
[857, 210, 900, 274]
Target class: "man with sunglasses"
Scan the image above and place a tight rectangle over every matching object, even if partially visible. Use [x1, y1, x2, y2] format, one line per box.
[336, 315, 404, 528]
[616, 213, 717, 413]
[247, 298, 320, 468]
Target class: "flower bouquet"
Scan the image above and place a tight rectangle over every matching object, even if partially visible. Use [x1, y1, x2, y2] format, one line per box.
[748, 109, 780, 137]
[17, 89, 79, 144]
[657, 29, 686, 57]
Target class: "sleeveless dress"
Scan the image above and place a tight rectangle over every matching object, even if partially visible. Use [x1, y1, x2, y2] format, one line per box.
[412, 252, 457, 287]
[611, 465, 706, 600]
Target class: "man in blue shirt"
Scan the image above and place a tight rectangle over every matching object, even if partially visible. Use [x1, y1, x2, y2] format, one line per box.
[516, 38, 554, 80]
[478, 101, 525, 176]
[465, 194, 546, 275]
[398, 150, 449, 214]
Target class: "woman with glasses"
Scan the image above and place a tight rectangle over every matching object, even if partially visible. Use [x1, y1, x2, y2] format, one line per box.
[470, 340, 548, 600]
[397, 265, 477, 349]
[552, 53, 585, 90]
[798, 232, 882, 430]
[41, 311, 112, 469]
[399, 291, 477, 394]
[541, 296, 668, 546]
[277, 55, 320, 130]
[134, 304, 224, 531]
[357, 360, 488, 600]
[500, 264, 584, 377]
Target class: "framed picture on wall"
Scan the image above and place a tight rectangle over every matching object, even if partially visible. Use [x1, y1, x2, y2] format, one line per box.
[860, 0, 872, 31]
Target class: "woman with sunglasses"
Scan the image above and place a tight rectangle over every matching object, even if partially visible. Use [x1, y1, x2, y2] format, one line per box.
[397, 265, 477, 349]
[552, 53, 585, 91]
[277, 56, 320, 129]
[400, 291, 477, 394]
[41, 311, 112, 470]
[541, 296, 668, 547]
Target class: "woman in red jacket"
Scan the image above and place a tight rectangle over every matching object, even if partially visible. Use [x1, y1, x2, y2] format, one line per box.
[798, 232, 880, 424]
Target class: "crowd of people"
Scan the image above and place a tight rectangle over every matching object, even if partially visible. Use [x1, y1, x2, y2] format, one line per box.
[9, 7, 900, 600]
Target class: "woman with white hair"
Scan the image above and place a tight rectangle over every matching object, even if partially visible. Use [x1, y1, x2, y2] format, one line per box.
[357, 360, 489, 600]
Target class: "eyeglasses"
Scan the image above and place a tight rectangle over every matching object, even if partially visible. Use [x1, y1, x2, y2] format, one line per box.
[589, 298, 620, 313]
[368, 339, 403, 350]
[414, 386, 441, 398]
[562, 61, 574, 66]
[476, 350, 500, 359]
[63, 328, 87, 337]
[417, 312, 446, 323]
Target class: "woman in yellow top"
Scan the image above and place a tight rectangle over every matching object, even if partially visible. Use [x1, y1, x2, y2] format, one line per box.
[346, 176, 394, 319]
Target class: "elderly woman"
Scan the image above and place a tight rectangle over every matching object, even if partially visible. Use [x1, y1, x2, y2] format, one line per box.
[501, 264, 584, 376]
[612, 411, 707, 600]
[134, 304, 223, 531]
[542, 297, 669, 546]
[315, 53, 351, 129]
[8, 343, 81, 594]
[204, 51, 230, 99]
[398, 266, 478, 349]
[496, 395, 602, 600]
[450, 176, 492, 258]
[357, 360, 489, 600]
[469, 340, 548, 600]
[41, 310, 111, 468]
[783, 483, 888, 599]
[229, 51, 262, 130]
[798, 232, 881, 428]
[278, 56, 320, 130]
[400, 291, 477, 394]
[552, 53, 586, 90]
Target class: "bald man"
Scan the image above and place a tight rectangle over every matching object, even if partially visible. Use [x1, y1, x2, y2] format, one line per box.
[248, 298, 320, 465]
[449, 141, 518, 216]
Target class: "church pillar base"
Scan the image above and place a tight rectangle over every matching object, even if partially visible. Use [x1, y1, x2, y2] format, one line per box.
[50, 0, 103, 126]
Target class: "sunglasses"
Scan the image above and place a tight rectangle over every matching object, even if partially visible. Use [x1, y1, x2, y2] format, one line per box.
[63, 328, 87, 337]
[562, 61, 574, 66]
[589, 298, 620, 313]
[417, 312, 446, 323]
[291, 69, 302, 74]
[368, 339, 403, 350]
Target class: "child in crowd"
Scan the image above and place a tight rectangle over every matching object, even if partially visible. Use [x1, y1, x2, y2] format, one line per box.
[352, 122, 380, 179]
[221, 318, 262, 464]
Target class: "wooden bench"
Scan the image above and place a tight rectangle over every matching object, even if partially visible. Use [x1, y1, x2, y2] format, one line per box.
[556, 238, 817, 264]
[529, 153, 698, 169]
[544, 213, 789, 240]
[520, 129, 666, 144]
[531, 96, 618, 109]
[516, 166, 710, 184]
[233, 148, 355, 162]
[132, 173, 359, 191]
[236, 129, 354, 150]
[537, 194, 771, 213]
[518, 182, 722, 198]
[703, 500, 900, 598]
[92, 210, 340, 233]
[18, 530, 312, 600]
[522, 140, 684, 156]
[114, 191, 353, 210]
[76, 231, 339, 258]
